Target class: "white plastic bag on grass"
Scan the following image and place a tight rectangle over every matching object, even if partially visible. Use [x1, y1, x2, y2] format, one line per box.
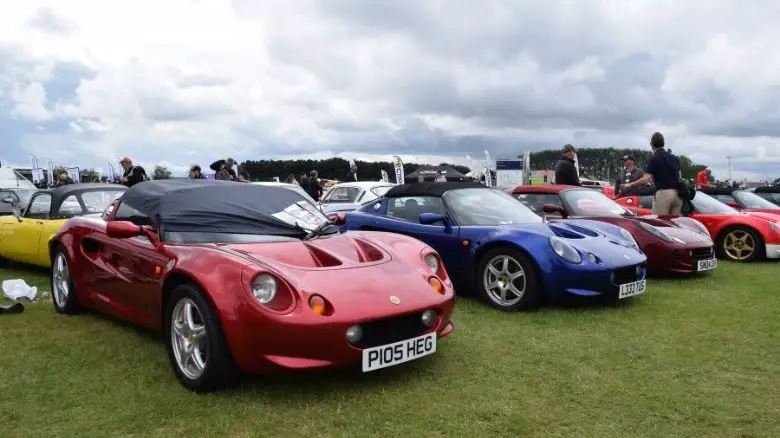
[2, 279, 38, 301]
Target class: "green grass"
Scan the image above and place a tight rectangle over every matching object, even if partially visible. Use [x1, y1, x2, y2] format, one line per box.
[1, 262, 779, 437]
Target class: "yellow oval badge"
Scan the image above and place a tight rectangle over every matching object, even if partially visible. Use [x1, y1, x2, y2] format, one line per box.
[389, 296, 400, 305]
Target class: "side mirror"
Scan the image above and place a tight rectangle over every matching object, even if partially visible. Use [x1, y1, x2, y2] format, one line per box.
[106, 220, 142, 238]
[419, 213, 447, 225]
[542, 204, 567, 218]
[329, 213, 346, 226]
[2, 197, 14, 205]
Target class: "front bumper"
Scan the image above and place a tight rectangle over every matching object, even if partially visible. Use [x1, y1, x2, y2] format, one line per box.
[223, 299, 456, 375]
[765, 244, 780, 259]
[647, 245, 717, 273]
[543, 261, 648, 301]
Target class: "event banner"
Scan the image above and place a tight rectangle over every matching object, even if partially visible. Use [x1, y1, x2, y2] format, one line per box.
[380, 169, 389, 182]
[47, 162, 54, 186]
[67, 167, 80, 183]
[495, 159, 523, 188]
[392, 156, 404, 185]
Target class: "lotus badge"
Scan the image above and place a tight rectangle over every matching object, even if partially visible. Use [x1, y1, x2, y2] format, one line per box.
[389, 295, 401, 305]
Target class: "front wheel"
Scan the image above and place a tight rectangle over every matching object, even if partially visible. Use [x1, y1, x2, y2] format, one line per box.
[163, 283, 241, 392]
[51, 247, 83, 314]
[717, 226, 763, 262]
[475, 246, 541, 311]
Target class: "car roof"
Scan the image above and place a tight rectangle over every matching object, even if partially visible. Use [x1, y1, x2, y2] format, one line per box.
[510, 184, 583, 194]
[384, 181, 488, 198]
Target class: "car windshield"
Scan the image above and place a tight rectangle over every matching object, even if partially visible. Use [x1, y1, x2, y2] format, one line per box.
[691, 192, 738, 213]
[560, 189, 627, 216]
[733, 191, 780, 210]
[81, 190, 126, 213]
[444, 188, 543, 225]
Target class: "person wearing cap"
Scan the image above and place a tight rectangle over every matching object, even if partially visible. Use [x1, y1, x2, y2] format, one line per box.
[554, 144, 581, 186]
[623, 132, 684, 215]
[615, 155, 644, 194]
[695, 167, 712, 189]
[119, 157, 148, 187]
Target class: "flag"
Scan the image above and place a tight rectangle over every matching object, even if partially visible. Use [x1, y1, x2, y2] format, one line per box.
[484, 166, 493, 187]
[484, 150, 493, 170]
[380, 169, 389, 182]
[466, 154, 473, 171]
[392, 156, 404, 185]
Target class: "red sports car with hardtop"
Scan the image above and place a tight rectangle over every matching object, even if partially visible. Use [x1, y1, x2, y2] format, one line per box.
[615, 187, 780, 262]
[510, 184, 716, 274]
[50, 180, 455, 392]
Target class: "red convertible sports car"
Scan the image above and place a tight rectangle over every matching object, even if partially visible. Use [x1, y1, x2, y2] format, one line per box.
[509, 185, 716, 274]
[615, 188, 780, 262]
[50, 180, 455, 392]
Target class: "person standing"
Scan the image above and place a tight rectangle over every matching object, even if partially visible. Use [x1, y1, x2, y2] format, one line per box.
[615, 155, 644, 194]
[622, 132, 684, 215]
[554, 144, 581, 186]
[695, 167, 712, 189]
[306, 170, 323, 202]
[119, 157, 147, 187]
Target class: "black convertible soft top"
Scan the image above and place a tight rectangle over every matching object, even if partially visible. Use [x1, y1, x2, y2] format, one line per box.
[118, 179, 316, 236]
[385, 181, 488, 198]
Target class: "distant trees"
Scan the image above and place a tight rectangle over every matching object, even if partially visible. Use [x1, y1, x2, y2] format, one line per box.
[152, 165, 172, 180]
[241, 158, 469, 182]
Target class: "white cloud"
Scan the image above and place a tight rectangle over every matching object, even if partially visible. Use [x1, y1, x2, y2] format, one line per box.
[0, 0, 779, 180]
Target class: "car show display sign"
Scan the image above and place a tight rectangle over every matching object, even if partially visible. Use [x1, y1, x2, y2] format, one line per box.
[67, 167, 80, 183]
[31, 168, 45, 184]
[496, 159, 524, 188]
[380, 169, 389, 182]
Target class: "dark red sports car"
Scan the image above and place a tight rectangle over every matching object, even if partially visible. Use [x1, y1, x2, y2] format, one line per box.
[615, 188, 780, 262]
[50, 180, 455, 392]
[509, 184, 716, 274]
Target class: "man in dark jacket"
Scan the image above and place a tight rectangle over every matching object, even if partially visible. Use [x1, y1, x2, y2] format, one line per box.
[615, 155, 644, 194]
[306, 170, 323, 202]
[119, 157, 147, 187]
[189, 165, 206, 179]
[554, 144, 580, 186]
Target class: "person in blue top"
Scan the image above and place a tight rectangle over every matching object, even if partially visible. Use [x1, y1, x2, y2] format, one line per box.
[622, 132, 684, 215]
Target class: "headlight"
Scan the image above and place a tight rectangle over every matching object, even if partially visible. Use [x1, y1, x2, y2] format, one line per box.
[618, 228, 639, 247]
[251, 274, 277, 304]
[424, 254, 439, 273]
[549, 236, 582, 263]
[690, 219, 710, 237]
[637, 221, 672, 242]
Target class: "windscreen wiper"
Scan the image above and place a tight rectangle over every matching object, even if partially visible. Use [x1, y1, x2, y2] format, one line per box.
[303, 221, 339, 241]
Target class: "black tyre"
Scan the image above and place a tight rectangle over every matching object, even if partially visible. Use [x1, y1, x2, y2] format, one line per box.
[475, 246, 541, 311]
[51, 247, 84, 314]
[163, 283, 241, 392]
[717, 226, 764, 262]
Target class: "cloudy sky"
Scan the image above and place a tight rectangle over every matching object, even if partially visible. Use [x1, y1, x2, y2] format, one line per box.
[1, 0, 779, 179]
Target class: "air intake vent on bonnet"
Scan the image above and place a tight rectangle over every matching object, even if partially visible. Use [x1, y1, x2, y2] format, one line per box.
[548, 224, 586, 239]
[352, 238, 386, 262]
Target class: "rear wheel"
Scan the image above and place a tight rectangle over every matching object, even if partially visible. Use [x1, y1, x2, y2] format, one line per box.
[717, 226, 763, 262]
[475, 246, 540, 311]
[163, 283, 240, 392]
[51, 247, 84, 314]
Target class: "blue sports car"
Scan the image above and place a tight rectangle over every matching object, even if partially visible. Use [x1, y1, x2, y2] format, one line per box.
[338, 182, 648, 310]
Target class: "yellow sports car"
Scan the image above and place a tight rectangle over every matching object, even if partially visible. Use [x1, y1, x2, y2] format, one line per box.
[0, 183, 127, 268]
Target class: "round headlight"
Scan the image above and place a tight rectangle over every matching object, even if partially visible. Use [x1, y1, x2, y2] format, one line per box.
[549, 236, 582, 264]
[346, 325, 363, 344]
[421, 310, 437, 327]
[424, 254, 439, 273]
[619, 228, 638, 247]
[251, 274, 277, 304]
[587, 253, 597, 263]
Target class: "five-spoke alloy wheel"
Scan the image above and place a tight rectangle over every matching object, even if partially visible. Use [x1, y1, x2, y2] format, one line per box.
[476, 246, 540, 311]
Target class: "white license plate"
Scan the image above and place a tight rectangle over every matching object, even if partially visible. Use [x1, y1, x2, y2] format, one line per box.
[697, 258, 717, 271]
[618, 279, 646, 299]
[362, 332, 436, 372]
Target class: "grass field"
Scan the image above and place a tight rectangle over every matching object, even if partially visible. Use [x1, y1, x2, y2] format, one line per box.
[1, 261, 779, 437]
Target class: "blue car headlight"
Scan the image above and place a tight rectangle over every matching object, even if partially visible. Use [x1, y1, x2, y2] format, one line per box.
[549, 236, 582, 264]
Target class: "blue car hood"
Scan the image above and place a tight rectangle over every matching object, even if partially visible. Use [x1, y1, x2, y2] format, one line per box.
[495, 219, 645, 265]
